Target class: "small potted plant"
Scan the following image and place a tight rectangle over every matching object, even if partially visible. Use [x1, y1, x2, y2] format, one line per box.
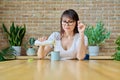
[112, 36, 120, 61]
[25, 37, 36, 56]
[0, 47, 16, 61]
[2, 22, 26, 56]
[85, 21, 110, 56]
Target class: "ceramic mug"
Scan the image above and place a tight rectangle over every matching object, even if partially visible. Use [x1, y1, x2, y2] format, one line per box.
[48, 51, 60, 61]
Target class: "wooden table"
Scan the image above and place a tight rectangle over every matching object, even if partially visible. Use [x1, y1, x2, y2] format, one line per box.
[16, 55, 113, 60]
[0, 59, 120, 80]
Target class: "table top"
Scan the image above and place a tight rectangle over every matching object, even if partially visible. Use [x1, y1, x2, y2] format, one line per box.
[0, 59, 119, 80]
[16, 55, 113, 60]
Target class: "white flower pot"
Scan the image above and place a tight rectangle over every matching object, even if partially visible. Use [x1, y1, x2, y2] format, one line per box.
[88, 46, 99, 56]
[12, 46, 21, 56]
[26, 48, 36, 56]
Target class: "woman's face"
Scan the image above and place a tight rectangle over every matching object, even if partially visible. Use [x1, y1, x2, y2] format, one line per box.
[62, 16, 76, 33]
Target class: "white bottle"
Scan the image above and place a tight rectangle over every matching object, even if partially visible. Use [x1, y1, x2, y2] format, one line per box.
[34, 40, 55, 46]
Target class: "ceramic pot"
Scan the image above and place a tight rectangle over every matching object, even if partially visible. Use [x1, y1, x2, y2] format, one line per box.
[26, 48, 36, 56]
[88, 46, 99, 56]
[12, 46, 21, 56]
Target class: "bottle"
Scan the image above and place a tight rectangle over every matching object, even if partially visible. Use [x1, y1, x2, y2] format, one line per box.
[34, 40, 55, 46]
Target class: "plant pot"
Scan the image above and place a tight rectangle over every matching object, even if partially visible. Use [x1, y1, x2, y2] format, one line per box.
[12, 46, 21, 56]
[26, 48, 36, 56]
[88, 46, 99, 56]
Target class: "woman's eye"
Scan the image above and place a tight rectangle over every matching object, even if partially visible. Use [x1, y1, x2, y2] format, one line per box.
[69, 21, 73, 23]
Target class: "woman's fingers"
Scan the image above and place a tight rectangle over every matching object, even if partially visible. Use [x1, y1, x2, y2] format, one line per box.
[38, 36, 48, 42]
[77, 21, 86, 33]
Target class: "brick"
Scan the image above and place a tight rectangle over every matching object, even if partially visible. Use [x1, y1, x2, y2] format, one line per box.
[0, 0, 120, 56]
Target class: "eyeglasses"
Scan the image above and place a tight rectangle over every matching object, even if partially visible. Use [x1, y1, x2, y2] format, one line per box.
[62, 20, 75, 26]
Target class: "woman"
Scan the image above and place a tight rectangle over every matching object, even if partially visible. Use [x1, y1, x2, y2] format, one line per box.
[36, 9, 88, 60]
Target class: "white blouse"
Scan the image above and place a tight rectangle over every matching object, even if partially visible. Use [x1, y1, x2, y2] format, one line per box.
[47, 32, 88, 60]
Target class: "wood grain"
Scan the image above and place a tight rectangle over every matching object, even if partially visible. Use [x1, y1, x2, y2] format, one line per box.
[0, 60, 119, 80]
[16, 56, 113, 60]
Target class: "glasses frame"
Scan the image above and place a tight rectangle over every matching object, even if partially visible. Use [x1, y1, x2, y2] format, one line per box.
[62, 20, 75, 26]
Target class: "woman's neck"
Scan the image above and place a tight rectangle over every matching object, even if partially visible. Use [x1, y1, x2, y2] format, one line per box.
[63, 32, 74, 39]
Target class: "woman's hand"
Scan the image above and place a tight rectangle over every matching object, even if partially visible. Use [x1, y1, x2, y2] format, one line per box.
[38, 36, 48, 42]
[77, 21, 86, 33]
[37, 36, 48, 59]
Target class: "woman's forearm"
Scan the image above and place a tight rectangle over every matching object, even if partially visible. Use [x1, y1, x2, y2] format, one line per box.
[37, 45, 53, 59]
[77, 33, 86, 60]
[37, 46, 45, 59]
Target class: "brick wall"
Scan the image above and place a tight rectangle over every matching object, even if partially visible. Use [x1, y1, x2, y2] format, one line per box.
[0, 0, 120, 55]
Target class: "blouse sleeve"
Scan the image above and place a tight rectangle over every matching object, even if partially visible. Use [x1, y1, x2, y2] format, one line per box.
[48, 32, 60, 40]
[47, 32, 60, 48]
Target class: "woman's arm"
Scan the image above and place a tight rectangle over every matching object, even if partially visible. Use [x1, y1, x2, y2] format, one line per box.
[77, 21, 88, 60]
[37, 32, 58, 59]
[37, 45, 52, 59]
[36, 36, 53, 59]
[77, 33, 88, 60]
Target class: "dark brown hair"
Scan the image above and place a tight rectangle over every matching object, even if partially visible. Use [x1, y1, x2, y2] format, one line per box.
[60, 9, 79, 37]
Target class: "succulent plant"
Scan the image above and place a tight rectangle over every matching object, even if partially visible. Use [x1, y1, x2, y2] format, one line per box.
[24, 37, 36, 50]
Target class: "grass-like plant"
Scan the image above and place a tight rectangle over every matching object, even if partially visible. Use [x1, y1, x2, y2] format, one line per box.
[0, 47, 16, 61]
[84, 21, 110, 46]
[2, 22, 26, 46]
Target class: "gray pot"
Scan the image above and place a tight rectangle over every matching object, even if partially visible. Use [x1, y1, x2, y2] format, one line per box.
[88, 46, 99, 56]
[26, 48, 36, 56]
[12, 46, 21, 56]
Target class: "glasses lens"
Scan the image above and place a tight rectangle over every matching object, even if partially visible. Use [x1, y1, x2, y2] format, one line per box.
[62, 21, 74, 26]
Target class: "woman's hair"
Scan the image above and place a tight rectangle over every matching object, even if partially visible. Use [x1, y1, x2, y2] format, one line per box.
[60, 9, 79, 37]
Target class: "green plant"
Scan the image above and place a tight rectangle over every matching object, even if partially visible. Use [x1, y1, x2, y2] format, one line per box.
[0, 47, 16, 61]
[2, 22, 26, 46]
[115, 36, 120, 49]
[24, 37, 36, 49]
[112, 36, 120, 61]
[85, 21, 110, 46]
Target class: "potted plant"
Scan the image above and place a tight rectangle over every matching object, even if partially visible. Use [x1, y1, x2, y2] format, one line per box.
[2, 22, 26, 56]
[85, 21, 110, 56]
[112, 36, 120, 61]
[25, 37, 36, 56]
[0, 47, 16, 61]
